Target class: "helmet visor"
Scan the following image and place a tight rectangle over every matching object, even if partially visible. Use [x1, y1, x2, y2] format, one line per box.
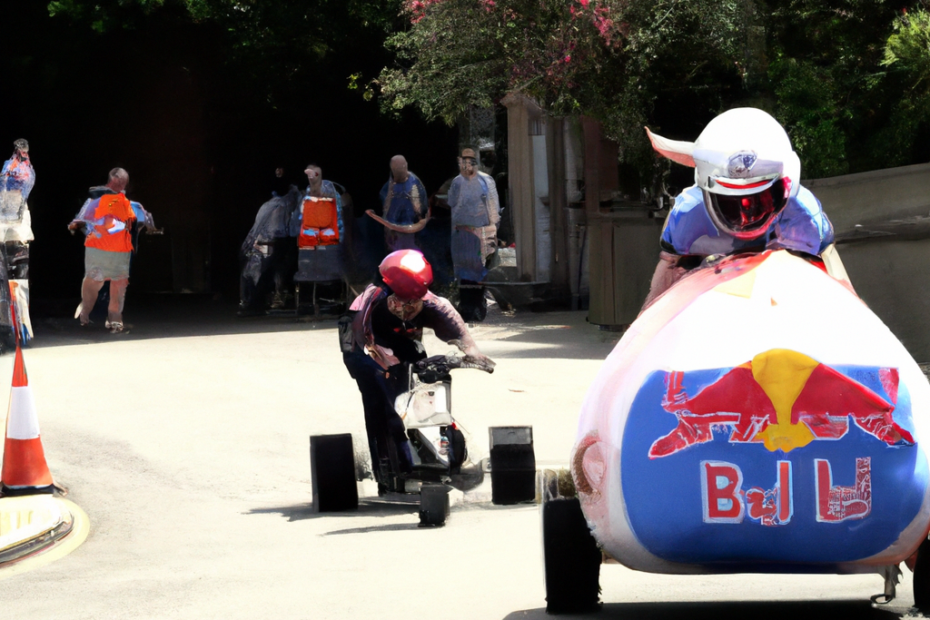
[708, 180, 788, 234]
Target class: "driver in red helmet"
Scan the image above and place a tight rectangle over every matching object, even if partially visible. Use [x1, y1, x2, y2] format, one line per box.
[342, 249, 493, 478]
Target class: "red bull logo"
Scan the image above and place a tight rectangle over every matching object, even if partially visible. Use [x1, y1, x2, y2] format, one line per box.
[646, 349, 904, 528]
[651, 348, 912, 459]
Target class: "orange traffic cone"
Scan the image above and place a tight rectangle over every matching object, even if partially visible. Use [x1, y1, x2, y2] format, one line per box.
[1, 283, 53, 496]
[1, 346, 53, 496]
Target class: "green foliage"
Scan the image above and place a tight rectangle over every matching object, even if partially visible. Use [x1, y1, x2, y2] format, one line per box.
[49, 0, 930, 180]
[377, 0, 748, 179]
[377, 0, 930, 180]
[766, 0, 914, 175]
[882, 8, 930, 104]
[769, 57, 850, 178]
[48, 0, 168, 31]
[48, 1, 401, 58]
[47, 0, 403, 109]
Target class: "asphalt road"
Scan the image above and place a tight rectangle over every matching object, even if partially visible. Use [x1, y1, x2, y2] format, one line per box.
[0, 299, 921, 619]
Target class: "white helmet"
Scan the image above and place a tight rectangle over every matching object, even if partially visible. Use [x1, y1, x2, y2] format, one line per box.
[647, 108, 801, 240]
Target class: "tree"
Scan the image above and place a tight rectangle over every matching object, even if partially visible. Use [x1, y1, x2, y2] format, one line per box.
[377, 0, 930, 182]
[376, 0, 749, 178]
[47, 0, 402, 98]
[50, 0, 930, 181]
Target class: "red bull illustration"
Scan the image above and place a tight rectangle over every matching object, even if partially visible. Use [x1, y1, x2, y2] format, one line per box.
[573, 250, 930, 575]
[653, 350, 913, 459]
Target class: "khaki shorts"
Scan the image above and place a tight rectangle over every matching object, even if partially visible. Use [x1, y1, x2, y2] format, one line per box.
[84, 247, 131, 281]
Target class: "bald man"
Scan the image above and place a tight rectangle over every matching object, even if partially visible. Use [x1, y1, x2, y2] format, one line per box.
[378, 155, 428, 251]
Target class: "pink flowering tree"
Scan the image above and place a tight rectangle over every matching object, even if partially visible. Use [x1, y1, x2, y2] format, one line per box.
[376, 0, 747, 173]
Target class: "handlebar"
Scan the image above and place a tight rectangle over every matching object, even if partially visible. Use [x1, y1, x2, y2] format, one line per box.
[413, 354, 495, 378]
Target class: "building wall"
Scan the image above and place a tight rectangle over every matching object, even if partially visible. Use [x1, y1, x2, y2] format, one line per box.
[806, 163, 930, 362]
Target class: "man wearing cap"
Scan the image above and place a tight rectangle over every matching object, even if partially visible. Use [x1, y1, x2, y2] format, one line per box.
[377, 155, 428, 252]
[0, 139, 35, 347]
[446, 148, 501, 322]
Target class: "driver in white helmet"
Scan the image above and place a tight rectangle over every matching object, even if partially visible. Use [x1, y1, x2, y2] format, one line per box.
[643, 108, 835, 305]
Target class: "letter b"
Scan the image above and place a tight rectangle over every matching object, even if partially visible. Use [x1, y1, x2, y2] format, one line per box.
[701, 461, 744, 523]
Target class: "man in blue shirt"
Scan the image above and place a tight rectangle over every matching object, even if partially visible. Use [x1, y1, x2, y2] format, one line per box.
[378, 155, 428, 252]
[447, 148, 501, 322]
[645, 108, 836, 305]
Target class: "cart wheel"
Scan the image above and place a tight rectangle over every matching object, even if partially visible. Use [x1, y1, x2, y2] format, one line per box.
[419, 483, 451, 527]
[310, 434, 359, 512]
[450, 427, 467, 469]
[542, 497, 601, 614]
[914, 536, 930, 611]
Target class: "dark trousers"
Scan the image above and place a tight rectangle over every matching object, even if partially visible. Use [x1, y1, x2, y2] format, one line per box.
[342, 349, 413, 475]
[457, 280, 487, 323]
[272, 238, 297, 299]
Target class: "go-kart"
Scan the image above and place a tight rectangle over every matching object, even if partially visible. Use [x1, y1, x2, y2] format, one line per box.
[541, 248, 930, 613]
[311, 351, 494, 524]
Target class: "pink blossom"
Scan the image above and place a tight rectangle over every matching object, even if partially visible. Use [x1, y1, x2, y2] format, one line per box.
[406, 0, 443, 23]
[579, 0, 589, 7]
[564, 54, 571, 63]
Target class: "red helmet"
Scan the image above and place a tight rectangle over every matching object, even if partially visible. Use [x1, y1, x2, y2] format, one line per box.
[379, 250, 433, 299]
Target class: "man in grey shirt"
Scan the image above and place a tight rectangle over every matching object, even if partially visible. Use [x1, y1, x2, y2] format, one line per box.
[446, 148, 500, 322]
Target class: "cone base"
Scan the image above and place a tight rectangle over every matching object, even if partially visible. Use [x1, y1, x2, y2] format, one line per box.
[0, 485, 53, 497]
[0, 496, 90, 578]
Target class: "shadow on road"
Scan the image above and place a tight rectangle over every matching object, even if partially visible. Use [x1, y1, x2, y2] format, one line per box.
[503, 600, 904, 620]
[322, 523, 423, 535]
[27, 295, 622, 361]
[245, 499, 418, 523]
[29, 294, 328, 349]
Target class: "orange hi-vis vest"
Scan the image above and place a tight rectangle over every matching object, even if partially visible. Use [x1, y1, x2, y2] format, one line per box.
[299, 197, 339, 248]
[86, 193, 135, 253]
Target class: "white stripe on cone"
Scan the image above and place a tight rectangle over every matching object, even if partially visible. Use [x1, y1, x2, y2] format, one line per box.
[7, 386, 39, 440]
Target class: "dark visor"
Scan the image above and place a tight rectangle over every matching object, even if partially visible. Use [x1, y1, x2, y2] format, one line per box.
[709, 180, 788, 232]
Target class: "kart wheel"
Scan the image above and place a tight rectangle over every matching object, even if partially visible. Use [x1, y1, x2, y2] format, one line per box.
[542, 497, 601, 614]
[310, 434, 359, 512]
[914, 536, 930, 611]
[418, 483, 451, 527]
[450, 427, 467, 469]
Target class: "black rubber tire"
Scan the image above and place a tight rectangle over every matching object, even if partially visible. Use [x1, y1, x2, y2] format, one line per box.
[450, 427, 467, 469]
[542, 497, 601, 614]
[310, 434, 359, 512]
[418, 483, 451, 527]
[914, 536, 930, 611]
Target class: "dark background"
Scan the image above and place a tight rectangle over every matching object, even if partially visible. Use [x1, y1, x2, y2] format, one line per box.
[0, 3, 458, 312]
